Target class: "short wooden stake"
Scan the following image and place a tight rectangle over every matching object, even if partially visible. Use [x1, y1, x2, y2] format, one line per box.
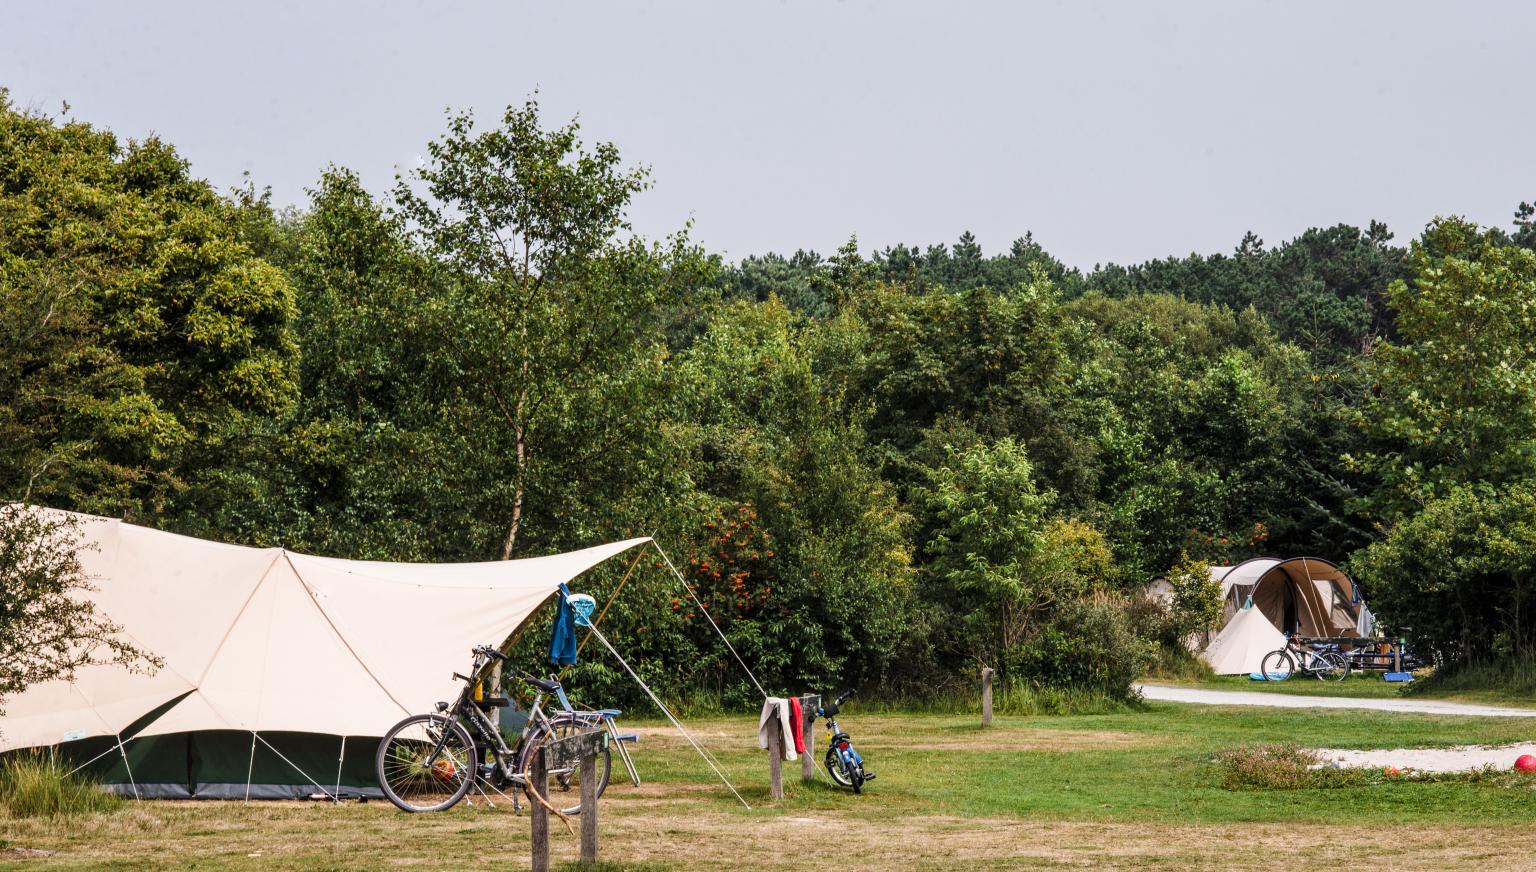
[800, 694, 819, 782]
[767, 706, 784, 799]
[981, 667, 995, 727]
[1394, 640, 1402, 673]
[530, 752, 549, 872]
[580, 755, 598, 865]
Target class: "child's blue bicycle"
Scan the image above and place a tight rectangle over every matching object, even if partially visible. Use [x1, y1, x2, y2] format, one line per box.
[812, 690, 874, 793]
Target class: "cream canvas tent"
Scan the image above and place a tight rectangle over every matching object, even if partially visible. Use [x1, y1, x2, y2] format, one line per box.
[1209, 557, 1361, 639]
[0, 508, 649, 798]
[1200, 601, 1287, 675]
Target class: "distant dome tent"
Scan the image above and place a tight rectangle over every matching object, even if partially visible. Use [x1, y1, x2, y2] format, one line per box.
[1207, 557, 1362, 639]
[0, 507, 651, 799]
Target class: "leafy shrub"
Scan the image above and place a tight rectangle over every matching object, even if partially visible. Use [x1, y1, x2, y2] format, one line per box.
[0, 752, 121, 819]
[1164, 551, 1223, 643]
[1215, 744, 1366, 790]
[1015, 593, 1153, 699]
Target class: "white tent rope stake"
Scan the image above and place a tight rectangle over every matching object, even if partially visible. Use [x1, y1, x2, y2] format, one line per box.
[584, 622, 752, 810]
[650, 541, 768, 699]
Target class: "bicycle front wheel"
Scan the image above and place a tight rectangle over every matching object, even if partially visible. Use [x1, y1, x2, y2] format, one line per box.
[1260, 649, 1295, 681]
[824, 746, 854, 787]
[375, 713, 476, 813]
[518, 716, 613, 815]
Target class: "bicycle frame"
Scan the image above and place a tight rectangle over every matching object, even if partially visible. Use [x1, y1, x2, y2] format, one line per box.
[823, 712, 864, 771]
[450, 666, 639, 790]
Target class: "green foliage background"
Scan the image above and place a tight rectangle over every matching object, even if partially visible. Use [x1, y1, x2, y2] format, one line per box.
[6, 90, 1536, 707]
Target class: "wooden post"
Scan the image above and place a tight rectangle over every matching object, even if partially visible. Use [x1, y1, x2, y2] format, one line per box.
[1394, 639, 1402, 673]
[530, 751, 549, 872]
[579, 755, 598, 866]
[767, 703, 784, 799]
[533, 729, 607, 869]
[981, 667, 995, 727]
[800, 694, 819, 782]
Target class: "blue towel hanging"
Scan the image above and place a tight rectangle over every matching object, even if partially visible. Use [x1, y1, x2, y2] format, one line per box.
[549, 583, 578, 666]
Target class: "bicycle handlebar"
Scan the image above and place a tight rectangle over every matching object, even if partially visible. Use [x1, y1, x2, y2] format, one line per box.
[473, 645, 509, 662]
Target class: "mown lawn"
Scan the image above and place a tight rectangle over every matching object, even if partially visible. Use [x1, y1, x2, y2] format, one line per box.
[5, 702, 1536, 870]
[1150, 671, 1536, 708]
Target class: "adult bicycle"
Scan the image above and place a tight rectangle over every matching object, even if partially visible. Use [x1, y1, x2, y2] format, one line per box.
[1260, 634, 1348, 681]
[374, 645, 636, 814]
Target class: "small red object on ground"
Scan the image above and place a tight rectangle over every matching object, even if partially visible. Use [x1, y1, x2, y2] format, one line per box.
[1515, 754, 1536, 772]
[1384, 766, 1400, 776]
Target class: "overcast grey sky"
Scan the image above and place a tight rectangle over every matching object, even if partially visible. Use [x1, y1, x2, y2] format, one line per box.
[3, 1, 1532, 268]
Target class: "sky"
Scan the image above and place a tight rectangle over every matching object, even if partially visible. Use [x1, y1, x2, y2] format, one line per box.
[3, 1, 1533, 269]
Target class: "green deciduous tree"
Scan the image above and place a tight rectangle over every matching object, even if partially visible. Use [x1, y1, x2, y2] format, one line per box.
[0, 94, 298, 516]
[1351, 217, 1536, 518]
[0, 505, 157, 714]
[1352, 483, 1536, 665]
[394, 99, 711, 560]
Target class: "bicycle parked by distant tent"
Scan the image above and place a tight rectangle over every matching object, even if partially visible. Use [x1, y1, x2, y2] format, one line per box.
[1260, 633, 1348, 681]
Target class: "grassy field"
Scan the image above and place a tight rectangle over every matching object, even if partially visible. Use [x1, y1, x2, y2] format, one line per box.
[6, 702, 1536, 870]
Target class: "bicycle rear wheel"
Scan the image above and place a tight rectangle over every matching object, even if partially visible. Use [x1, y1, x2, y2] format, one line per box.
[1260, 649, 1295, 681]
[1314, 651, 1349, 681]
[518, 716, 613, 815]
[375, 713, 476, 813]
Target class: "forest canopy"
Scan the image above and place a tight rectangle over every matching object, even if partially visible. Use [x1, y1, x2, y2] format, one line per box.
[5, 91, 1536, 707]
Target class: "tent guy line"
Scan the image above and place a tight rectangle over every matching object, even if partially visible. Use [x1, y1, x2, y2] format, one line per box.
[581, 618, 753, 809]
[653, 540, 769, 700]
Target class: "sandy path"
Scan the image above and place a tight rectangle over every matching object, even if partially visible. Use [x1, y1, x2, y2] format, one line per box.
[1137, 683, 1536, 717]
[1314, 743, 1536, 772]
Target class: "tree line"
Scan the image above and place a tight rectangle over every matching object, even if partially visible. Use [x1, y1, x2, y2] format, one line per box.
[5, 91, 1536, 710]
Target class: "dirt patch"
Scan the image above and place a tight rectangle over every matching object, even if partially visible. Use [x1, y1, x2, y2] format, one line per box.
[862, 729, 1150, 753]
[627, 720, 1153, 754]
[8, 797, 1536, 869]
[591, 810, 1536, 870]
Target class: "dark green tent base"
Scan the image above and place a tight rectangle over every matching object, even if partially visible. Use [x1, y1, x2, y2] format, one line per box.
[52, 730, 384, 800]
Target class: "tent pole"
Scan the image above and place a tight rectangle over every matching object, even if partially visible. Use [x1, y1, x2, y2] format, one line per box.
[650, 540, 768, 699]
[114, 733, 140, 801]
[245, 732, 257, 803]
[334, 736, 346, 803]
[575, 547, 647, 658]
[67, 742, 123, 778]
